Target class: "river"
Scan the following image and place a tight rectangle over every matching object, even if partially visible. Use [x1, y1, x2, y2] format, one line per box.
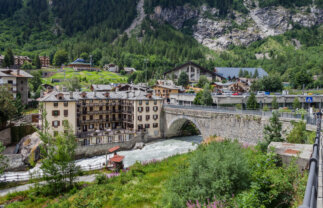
[2, 135, 203, 179]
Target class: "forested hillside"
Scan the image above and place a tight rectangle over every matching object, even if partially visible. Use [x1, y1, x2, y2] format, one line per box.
[0, 0, 322, 89]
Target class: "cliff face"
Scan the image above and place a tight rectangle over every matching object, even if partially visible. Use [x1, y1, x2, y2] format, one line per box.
[150, 2, 323, 50]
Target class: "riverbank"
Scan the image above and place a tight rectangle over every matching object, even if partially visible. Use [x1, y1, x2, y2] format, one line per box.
[1, 136, 203, 184]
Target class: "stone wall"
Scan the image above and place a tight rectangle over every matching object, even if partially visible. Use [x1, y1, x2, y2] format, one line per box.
[0, 128, 11, 146]
[162, 107, 297, 145]
[75, 134, 144, 159]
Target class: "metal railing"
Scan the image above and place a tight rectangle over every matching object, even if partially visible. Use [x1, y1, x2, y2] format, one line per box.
[299, 112, 322, 208]
[0, 163, 106, 183]
[163, 104, 316, 124]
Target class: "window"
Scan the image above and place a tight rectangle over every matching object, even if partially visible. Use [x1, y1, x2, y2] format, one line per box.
[154, 100, 157, 105]
[145, 124, 150, 128]
[99, 106, 103, 111]
[62, 120, 68, 126]
[146, 101, 149, 105]
[90, 115, 93, 120]
[64, 102, 68, 107]
[54, 131, 58, 137]
[64, 110, 68, 117]
[99, 115, 103, 119]
[138, 107, 143, 112]
[139, 100, 142, 105]
[146, 107, 149, 112]
[83, 116, 86, 121]
[54, 102, 58, 107]
[106, 106, 109, 110]
[52, 120, 60, 127]
[138, 116, 142, 121]
[153, 123, 158, 128]
[153, 106, 158, 112]
[90, 107, 93, 111]
[163, 90, 165, 92]
[153, 115, 158, 120]
[138, 124, 143, 130]
[64, 130, 68, 135]
[89, 124, 94, 129]
[52, 110, 60, 116]
[146, 115, 150, 121]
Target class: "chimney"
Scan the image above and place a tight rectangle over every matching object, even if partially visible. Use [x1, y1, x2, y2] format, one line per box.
[70, 91, 73, 99]
[17, 69, 20, 75]
[94, 90, 97, 97]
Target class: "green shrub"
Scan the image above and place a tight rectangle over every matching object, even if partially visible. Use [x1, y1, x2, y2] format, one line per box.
[163, 141, 251, 207]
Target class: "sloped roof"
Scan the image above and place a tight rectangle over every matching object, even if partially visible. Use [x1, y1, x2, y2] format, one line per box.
[164, 61, 224, 78]
[38, 90, 163, 102]
[214, 67, 268, 79]
[109, 146, 120, 153]
[70, 58, 90, 65]
[91, 84, 114, 91]
[0, 69, 33, 78]
[109, 154, 125, 163]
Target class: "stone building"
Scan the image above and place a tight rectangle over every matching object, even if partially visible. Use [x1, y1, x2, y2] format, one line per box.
[14, 56, 32, 68]
[164, 61, 224, 84]
[39, 56, 50, 67]
[38, 90, 163, 145]
[0, 69, 33, 105]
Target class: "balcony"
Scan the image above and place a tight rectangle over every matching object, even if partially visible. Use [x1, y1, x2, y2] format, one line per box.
[80, 119, 106, 124]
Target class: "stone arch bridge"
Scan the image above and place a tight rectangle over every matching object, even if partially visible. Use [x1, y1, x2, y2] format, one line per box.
[161, 105, 317, 144]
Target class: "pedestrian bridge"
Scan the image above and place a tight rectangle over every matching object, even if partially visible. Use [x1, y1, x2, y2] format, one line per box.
[161, 105, 319, 144]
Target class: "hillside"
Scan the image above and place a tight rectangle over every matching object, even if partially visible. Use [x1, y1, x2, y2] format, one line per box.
[0, 0, 322, 88]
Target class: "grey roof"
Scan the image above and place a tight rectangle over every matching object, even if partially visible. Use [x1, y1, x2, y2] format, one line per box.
[214, 67, 268, 79]
[124, 67, 136, 72]
[213, 82, 236, 87]
[91, 84, 114, 91]
[0, 69, 33, 78]
[39, 90, 163, 102]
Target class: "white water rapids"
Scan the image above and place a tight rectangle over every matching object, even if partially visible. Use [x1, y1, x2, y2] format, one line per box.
[2, 135, 203, 180]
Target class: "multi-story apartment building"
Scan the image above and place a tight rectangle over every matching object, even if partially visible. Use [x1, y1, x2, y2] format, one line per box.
[153, 80, 184, 103]
[39, 56, 50, 67]
[39, 90, 163, 146]
[0, 69, 33, 105]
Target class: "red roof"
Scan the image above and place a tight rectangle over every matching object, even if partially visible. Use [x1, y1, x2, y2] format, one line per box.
[109, 146, 120, 153]
[109, 155, 125, 163]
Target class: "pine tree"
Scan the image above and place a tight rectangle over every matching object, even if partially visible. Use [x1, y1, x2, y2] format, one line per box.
[272, 96, 279, 109]
[246, 93, 259, 110]
[178, 72, 189, 87]
[253, 69, 259, 78]
[34, 55, 42, 69]
[263, 111, 284, 149]
[238, 69, 243, 77]
[3, 48, 14, 68]
[202, 83, 213, 106]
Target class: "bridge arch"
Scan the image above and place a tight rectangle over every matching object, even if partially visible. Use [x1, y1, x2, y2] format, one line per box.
[165, 115, 202, 138]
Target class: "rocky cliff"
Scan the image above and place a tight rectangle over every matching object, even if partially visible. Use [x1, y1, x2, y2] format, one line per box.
[150, 2, 323, 50]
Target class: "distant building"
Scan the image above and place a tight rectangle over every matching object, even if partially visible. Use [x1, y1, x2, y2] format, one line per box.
[214, 67, 267, 80]
[123, 67, 136, 74]
[153, 80, 184, 102]
[14, 56, 32, 68]
[104, 64, 119, 73]
[39, 56, 50, 67]
[0, 55, 32, 68]
[68, 58, 99, 71]
[90, 84, 114, 92]
[0, 69, 33, 105]
[213, 81, 249, 93]
[164, 61, 224, 84]
[117, 83, 152, 93]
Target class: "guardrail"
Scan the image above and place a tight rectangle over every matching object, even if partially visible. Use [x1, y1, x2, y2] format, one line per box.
[299, 112, 322, 208]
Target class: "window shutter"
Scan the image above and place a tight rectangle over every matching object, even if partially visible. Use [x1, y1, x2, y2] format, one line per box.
[58, 121, 60, 126]
[52, 121, 54, 126]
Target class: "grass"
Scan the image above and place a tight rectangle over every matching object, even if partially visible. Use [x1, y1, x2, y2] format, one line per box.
[1, 154, 190, 208]
[41, 68, 128, 87]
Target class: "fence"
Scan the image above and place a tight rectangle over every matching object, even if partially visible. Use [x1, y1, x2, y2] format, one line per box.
[299, 113, 322, 208]
[0, 162, 107, 183]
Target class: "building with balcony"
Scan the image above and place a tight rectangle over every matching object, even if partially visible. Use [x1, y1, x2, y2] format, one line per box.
[38, 90, 163, 146]
[0, 69, 33, 105]
[152, 80, 184, 102]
